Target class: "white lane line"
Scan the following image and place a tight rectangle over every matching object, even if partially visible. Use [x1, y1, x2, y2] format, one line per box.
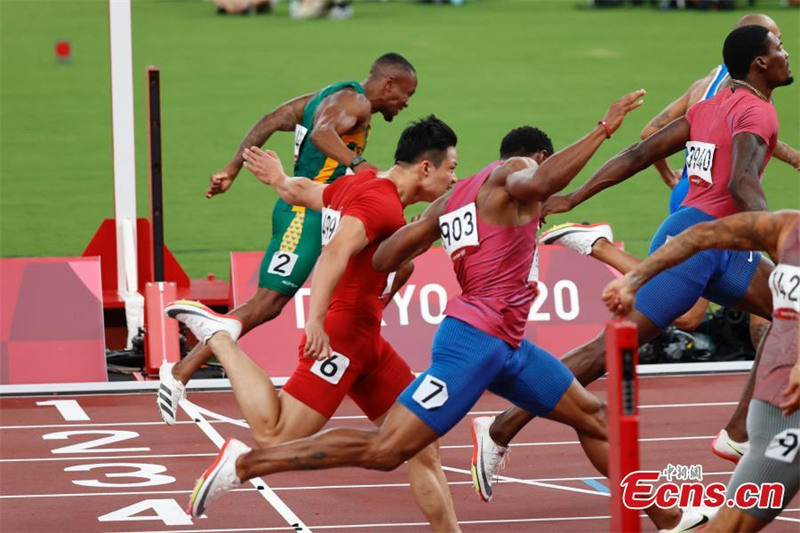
[0, 470, 741, 499]
[0, 434, 722, 463]
[442, 465, 608, 497]
[441, 434, 718, 450]
[116, 514, 613, 533]
[179, 399, 310, 533]
[0, 400, 741, 430]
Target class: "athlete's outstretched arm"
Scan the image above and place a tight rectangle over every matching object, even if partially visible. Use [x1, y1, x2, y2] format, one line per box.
[504, 90, 646, 203]
[310, 91, 378, 172]
[542, 116, 689, 218]
[641, 79, 704, 189]
[305, 216, 370, 360]
[773, 140, 800, 171]
[602, 210, 797, 316]
[373, 194, 450, 272]
[243, 147, 325, 210]
[729, 132, 770, 212]
[207, 93, 313, 198]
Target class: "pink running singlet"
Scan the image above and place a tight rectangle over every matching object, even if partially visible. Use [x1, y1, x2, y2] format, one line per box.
[442, 161, 539, 348]
[682, 89, 778, 219]
[753, 217, 800, 408]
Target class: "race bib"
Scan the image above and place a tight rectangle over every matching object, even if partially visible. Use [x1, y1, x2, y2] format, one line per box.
[527, 246, 540, 282]
[266, 251, 299, 277]
[310, 352, 351, 385]
[321, 208, 342, 246]
[439, 203, 479, 258]
[685, 141, 716, 186]
[769, 264, 800, 315]
[412, 375, 449, 410]
[765, 429, 800, 464]
[294, 125, 309, 161]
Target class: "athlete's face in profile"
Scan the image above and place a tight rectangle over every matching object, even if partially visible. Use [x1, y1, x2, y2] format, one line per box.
[762, 32, 793, 87]
[422, 147, 458, 201]
[381, 73, 418, 122]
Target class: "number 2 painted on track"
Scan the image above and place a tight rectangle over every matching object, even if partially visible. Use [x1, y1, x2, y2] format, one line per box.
[42, 430, 150, 454]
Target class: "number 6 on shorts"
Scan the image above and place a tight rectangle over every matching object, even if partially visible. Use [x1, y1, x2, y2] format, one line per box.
[412, 375, 449, 409]
[310, 352, 350, 385]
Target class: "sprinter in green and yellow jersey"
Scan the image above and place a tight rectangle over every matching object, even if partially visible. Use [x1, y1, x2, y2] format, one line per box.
[158, 53, 417, 417]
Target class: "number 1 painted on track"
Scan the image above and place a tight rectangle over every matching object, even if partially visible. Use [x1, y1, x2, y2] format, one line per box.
[37, 400, 90, 421]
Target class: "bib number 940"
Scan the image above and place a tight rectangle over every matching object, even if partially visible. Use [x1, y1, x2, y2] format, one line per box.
[439, 203, 479, 257]
[685, 141, 716, 186]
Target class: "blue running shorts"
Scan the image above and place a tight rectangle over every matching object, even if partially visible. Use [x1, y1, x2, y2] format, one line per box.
[397, 317, 574, 436]
[635, 207, 760, 329]
[669, 176, 689, 214]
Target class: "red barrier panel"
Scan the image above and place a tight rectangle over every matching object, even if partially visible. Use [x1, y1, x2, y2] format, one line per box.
[144, 281, 180, 376]
[231, 245, 621, 378]
[0, 257, 106, 385]
[606, 318, 641, 533]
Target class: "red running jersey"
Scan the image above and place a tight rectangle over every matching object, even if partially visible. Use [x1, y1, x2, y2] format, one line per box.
[682, 89, 778, 218]
[442, 161, 539, 348]
[754, 216, 800, 408]
[320, 170, 406, 332]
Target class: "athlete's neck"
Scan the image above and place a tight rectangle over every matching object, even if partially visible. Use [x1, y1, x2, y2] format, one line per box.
[362, 77, 383, 113]
[382, 166, 417, 206]
[733, 76, 772, 101]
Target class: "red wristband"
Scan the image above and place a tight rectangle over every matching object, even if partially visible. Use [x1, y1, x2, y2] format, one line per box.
[598, 120, 612, 139]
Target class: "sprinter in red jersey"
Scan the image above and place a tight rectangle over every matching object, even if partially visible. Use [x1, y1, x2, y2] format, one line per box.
[166, 116, 461, 530]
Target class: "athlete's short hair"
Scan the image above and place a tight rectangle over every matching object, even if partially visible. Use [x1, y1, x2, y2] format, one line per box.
[394, 115, 457, 167]
[371, 53, 416, 76]
[723, 25, 770, 80]
[500, 126, 554, 159]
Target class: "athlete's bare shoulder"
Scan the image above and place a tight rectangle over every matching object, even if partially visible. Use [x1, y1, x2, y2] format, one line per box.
[686, 68, 719, 108]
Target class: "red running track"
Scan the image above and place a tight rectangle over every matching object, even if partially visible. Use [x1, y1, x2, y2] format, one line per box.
[1, 373, 798, 532]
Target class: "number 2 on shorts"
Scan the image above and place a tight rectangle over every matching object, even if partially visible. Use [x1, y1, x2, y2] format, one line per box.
[412, 375, 449, 409]
[267, 251, 299, 277]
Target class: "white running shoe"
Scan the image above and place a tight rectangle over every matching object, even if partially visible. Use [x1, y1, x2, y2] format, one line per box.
[711, 428, 749, 464]
[539, 222, 613, 256]
[188, 438, 251, 517]
[165, 300, 242, 345]
[471, 416, 509, 502]
[658, 507, 717, 532]
[157, 362, 185, 425]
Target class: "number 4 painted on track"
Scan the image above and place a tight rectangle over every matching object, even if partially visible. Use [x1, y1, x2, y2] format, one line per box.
[98, 499, 193, 526]
[36, 400, 90, 421]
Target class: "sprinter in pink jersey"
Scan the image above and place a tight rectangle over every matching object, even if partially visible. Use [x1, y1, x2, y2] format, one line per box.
[484, 25, 795, 481]
[602, 210, 800, 532]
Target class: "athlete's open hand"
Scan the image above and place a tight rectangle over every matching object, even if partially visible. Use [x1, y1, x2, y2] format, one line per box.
[601, 274, 637, 316]
[304, 319, 332, 360]
[780, 365, 800, 416]
[243, 146, 287, 186]
[603, 89, 647, 136]
[206, 169, 237, 199]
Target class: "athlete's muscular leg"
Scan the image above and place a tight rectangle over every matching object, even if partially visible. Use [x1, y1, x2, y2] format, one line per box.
[235, 402, 441, 490]
[205, 332, 327, 448]
[172, 288, 292, 384]
[490, 311, 662, 447]
[371, 411, 460, 533]
[545, 379, 682, 530]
